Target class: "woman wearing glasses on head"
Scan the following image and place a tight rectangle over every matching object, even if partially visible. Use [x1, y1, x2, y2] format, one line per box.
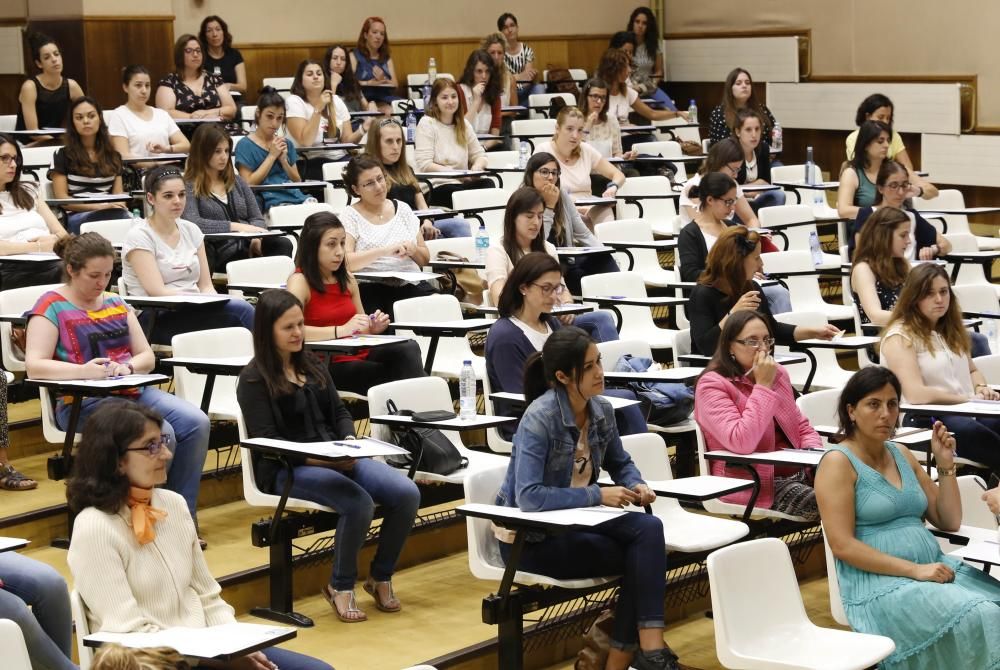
[67, 401, 332, 669]
[694, 310, 822, 519]
[155, 34, 236, 129]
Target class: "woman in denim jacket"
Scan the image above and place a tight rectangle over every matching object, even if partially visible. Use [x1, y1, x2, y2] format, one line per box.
[494, 326, 682, 670]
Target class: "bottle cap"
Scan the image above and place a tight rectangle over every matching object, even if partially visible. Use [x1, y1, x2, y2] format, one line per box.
[463, 360, 472, 365]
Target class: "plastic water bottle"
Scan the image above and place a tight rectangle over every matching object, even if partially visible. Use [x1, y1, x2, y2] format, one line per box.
[131, 207, 142, 221]
[405, 110, 416, 143]
[475, 222, 490, 262]
[422, 81, 432, 110]
[813, 188, 826, 213]
[804, 146, 815, 185]
[427, 57, 437, 83]
[459, 360, 476, 419]
[518, 141, 530, 169]
[985, 316, 998, 353]
[771, 122, 782, 151]
[687, 99, 698, 125]
[808, 230, 823, 267]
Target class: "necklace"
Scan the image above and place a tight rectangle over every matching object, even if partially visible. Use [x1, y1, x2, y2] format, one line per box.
[359, 200, 386, 223]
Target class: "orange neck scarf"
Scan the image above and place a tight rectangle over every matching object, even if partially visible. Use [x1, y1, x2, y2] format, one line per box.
[126, 486, 167, 545]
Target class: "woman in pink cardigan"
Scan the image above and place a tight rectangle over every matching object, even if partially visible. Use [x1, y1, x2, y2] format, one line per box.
[694, 310, 821, 519]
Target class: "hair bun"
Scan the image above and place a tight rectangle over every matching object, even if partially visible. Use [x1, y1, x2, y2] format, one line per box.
[259, 85, 277, 95]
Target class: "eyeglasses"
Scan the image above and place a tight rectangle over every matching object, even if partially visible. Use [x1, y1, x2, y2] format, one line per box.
[0, 155, 18, 166]
[536, 168, 561, 179]
[360, 174, 386, 190]
[587, 93, 607, 102]
[721, 198, 737, 207]
[126, 434, 174, 457]
[532, 283, 565, 295]
[574, 455, 590, 474]
[734, 337, 775, 349]
[885, 181, 911, 191]
[184, 47, 203, 55]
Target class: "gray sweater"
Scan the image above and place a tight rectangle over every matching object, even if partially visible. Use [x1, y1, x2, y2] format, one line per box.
[543, 188, 600, 248]
[182, 176, 265, 234]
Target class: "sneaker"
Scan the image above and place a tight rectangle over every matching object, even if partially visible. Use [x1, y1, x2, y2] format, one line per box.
[632, 646, 681, 670]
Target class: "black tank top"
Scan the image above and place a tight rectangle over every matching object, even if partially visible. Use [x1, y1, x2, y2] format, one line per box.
[16, 76, 71, 130]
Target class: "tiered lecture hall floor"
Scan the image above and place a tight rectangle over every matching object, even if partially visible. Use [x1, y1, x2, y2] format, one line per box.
[5, 396, 842, 670]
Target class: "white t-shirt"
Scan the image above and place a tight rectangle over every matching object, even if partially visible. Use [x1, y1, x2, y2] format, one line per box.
[881, 326, 974, 399]
[0, 185, 47, 243]
[108, 105, 181, 158]
[459, 83, 494, 135]
[340, 201, 421, 273]
[122, 218, 205, 296]
[285, 94, 351, 160]
[485, 238, 560, 291]
[679, 173, 745, 225]
[534, 140, 603, 200]
[607, 86, 639, 125]
[509, 315, 552, 351]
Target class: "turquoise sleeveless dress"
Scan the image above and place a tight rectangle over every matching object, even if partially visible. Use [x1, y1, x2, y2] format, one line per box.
[828, 443, 1000, 669]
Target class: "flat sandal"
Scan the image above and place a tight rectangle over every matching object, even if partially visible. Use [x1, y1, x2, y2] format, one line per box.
[363, 577, 401, 613]
[321, 584, 367, 623]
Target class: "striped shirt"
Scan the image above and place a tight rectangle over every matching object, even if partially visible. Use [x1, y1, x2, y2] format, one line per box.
[48, 149, 118, 198]
[503, 43, 535, 75]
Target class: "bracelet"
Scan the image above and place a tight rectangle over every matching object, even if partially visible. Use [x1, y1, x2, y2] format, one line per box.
[333, 326, 338, 338]
[126, 362, 135, 375]
[976, 383, 989, 390]
[936, 466, 956, 477]
[917, 186, 924, 198]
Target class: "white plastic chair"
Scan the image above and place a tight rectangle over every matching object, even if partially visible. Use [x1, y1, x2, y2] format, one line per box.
[391, 98, 423, 115]
[0, 618, 34, 670]
[480, 368, 513, 455]
[0, 115, 16, 132]
[463, 464, 616, 588]
[770, 311, 855, 390]
[527, 92, 576, 119]
[630, 141, 687, 181]
[953, 283, 1000, 316]
[974, 353, 1000, 384]
[758, 204, 838, 264]
[594, 218, 675, 287]
[261, 76, 293, 93]
[654, 116, 701, 144]
[406, 73, 454, 99]
[450, 188, 507, 244]
[70, 589, 94, 670]
[761, 251, 854, 321]
[795, 388, 843, 448]
[79, 218, 135, 247]
[944, 232, 1000, 297]
[321, 161, 349, 211]
[266, 201, 335, 230]
[485, 150, 518, 169]
[392, 293, 485, 380]
[616, 176, 678, 236]
[510, 118, 555, 150]
[0, 283, 61, 374]
[225, 256, 295, 297]
[580, 271, 678, 351]
[367, 376, 508, 485]
[542, 68, 587, 84]
[170, 327, 252, 421]
[915, 189, 1000, 251]
[620, 433, 749, 552]
[771, 164, 826, 211]
[708, 537, 896, 669]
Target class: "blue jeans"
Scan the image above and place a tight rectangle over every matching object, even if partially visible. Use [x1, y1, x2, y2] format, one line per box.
[0, 552, 75, 670]
[273, 458, 420, 590]
[139, 299, 255, 346]
[432, 217, 470, 238]
[904, 413, 1000, 471]
[499, 511, 665, 650]
[262, 647, 334, 670]
[971, 331, 992, 358]
[65, 207, 132, 235]
[603, 388, 648, 436]
[573, 310, 619, 343]
[762, 282, 793, 315]
[56, 388, 210, 519]
[516, 82, 546, 106]
[748, 188, 787, 215]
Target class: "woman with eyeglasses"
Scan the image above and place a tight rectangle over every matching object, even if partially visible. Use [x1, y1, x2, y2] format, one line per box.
[340, 155, 433, 318]
[837, 120, 891, 220]
[694, 309, 821, 518]
[458, 49, 503, 150]
[688, 225, 837, 355]
[122, 165, 256, 344]
[486, 187, 618, 343]
[25, 233, 209, 522]
[67, 400, 333, 669]
[0, 133, 67, 289]
[535, 106, 626, 228]
[708, 68, 778, 149]
[155, 34, 236, 128]
[880, 263, 1000, 470]
[679, 137, 760, 228]
[521, 152, 618, 294]
[579, 78, 632, 160]
[238, 289, 419, 624]
[365, 118, 469, 239]
[16, 33, 84, 142]
[494, 325, 683, 670]
[287, 211, 425, 396]
[486, 252, 645, 438]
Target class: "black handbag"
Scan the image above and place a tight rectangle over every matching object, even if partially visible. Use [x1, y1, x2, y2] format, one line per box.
[384, 400, 468, 475]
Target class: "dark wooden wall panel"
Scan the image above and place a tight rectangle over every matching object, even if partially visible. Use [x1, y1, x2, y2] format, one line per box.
[82, 17, 173, 113]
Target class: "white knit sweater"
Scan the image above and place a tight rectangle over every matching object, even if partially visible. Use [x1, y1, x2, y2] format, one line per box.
[67, 489, 235, 633]
[413, 115, 485, 182]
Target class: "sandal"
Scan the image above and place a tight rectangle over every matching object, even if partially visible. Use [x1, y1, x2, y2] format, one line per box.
[0, 463, 37, 491]
[363, 577, 401, 613]
[321, 584, 367, 623]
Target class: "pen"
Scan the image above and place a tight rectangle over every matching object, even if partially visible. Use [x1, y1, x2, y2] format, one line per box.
[331, 441, 361, 449]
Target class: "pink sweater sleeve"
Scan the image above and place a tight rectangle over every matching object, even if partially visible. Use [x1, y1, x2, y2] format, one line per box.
[694, 371, 779, 455]
[772, 369, 823, 449]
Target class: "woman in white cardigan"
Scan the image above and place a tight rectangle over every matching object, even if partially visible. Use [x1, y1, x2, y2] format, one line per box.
[66, 400, 332, 670]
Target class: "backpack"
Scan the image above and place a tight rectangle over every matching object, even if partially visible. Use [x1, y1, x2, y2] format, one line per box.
[382, 399, 468, 475]
[545, 67, 581, 99]
[612, 355, 694, 426]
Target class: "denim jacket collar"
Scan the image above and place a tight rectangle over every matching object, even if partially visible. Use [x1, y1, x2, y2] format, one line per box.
[554, 385, 608, 434]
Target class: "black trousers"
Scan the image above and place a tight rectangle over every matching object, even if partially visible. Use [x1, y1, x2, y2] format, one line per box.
[328, 339, 426, 395]
[357, 280, 437, 320]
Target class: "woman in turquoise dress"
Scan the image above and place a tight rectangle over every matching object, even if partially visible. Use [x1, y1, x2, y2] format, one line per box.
[816, 365, 1000, 670]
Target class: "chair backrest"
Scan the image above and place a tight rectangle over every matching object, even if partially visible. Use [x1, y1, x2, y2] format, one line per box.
[616, 176, 677, 221]
[0, 115, 15, 132]
[707, 537, 812, 664]
[596, 338, 654, 369]
[974, 354, 1000, 385]
[480, 367, 512, 454]
[391, 98, 424, 114]
[820, 524, 849, 626]
[527, 92, 576, 119]
[70, 589, 94, 670]
[510, 118, 556, 138]
[943, 233, 990, 285]
[79, 218, 135, 247]
[486, 150, 518, 169]
[391, 293, 475, 376]
[366, 376, 462, 447]
[655, 117, 701, 143]
[771, 310, 847, 386]
[580, 272, 657, 340]
[170, 327, 252, 416]
[914, 189, 970, 235]
[0, 620, 29, 670]
[593, 218, 666, 276]
[462, 464, 511, 578]
[450, 188, 508, 243]
[619, 433, 683, 517]
[261, 76, 293, 92]
[795, 387, 842, 432]
[226, 255, 295, 289]
[953, 283, 1000, 314]
[758, 204, 817, 252]
[0, 283, 61, 372]
[266, 202, 335, 229]
[958, 474, 1000, 530]
[671, 329, 692, 366]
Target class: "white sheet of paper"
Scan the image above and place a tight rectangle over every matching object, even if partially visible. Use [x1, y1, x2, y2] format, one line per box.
[125, 294, 230, 305]
[458, 502, 627, 527]
[85, 623, 294, 658]
[243, 436, 407, 459]
[28, 373, 168, 389]
[354, 271, 442, 283]
[949, 539, 1000, 565]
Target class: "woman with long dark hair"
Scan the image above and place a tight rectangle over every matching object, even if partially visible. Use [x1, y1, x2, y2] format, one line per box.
[16, 33, 84, 139]
[238, 290, 419, 623]
[198, 15, 246, 94]
[707, 68, 778, 148]
[458, 49, 503, 149]
[625, 7, 676, 110]
[837, 119, 891, 219]
[325, 44, 376, 116]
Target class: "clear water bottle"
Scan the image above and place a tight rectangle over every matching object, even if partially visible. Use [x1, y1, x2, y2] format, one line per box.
[813, 188, 826, 213]
[808, 230, 823, 267]
[428, 57, 437, 83]
[804, 146, 815, 185]
[518, 141, 530, 169]
[459, 360, 476, 419]
[422, 81, 432, 110]
[475, 222, 490, 262]
[771, 121, 782, 151]
[985, 316, 998, 354]
[131, 207, 142, 221]
[405, 110, 416, 143]
[687, 99, 698, 125]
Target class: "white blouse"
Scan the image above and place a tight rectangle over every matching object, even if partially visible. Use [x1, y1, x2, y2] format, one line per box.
[881, 324, 974, 399]
[341, 200, 422, 273]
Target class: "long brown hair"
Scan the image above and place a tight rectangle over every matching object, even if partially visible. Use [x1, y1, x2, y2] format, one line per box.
[698, 136, 742, 176]
[852, 207, 910, 289]
[502, 187, 546, 264]
[62, 96, 122, 178]
[365, 118, 417, 188]
[884, 263, 970, 356]
[185, 123, 235, 198]
[595, 48, 630, 96]
[250, 290, 329, 397]
[699, 225, 759, 299]
[357, 17, 391, 60]
[427, 78, 469, 146]
[0, 134, 37, 212]
[721, 68, 771, 139]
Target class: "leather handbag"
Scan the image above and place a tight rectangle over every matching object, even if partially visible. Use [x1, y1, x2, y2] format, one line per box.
[383, 400, 468, 475]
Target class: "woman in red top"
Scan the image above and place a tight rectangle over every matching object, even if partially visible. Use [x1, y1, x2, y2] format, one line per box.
[286, 211, 425, 395]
